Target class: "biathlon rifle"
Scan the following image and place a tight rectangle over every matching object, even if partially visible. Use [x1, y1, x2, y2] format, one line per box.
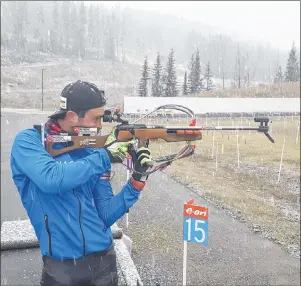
[41, 104, 275, 175]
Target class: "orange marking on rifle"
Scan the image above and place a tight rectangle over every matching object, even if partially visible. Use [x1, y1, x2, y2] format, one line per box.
[176, 130, 202, 135]
[176, 130, 185, 135]
[186, 130, 194, 135]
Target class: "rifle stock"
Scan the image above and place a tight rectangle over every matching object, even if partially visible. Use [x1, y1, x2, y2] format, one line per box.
[46, 134, 109, 157]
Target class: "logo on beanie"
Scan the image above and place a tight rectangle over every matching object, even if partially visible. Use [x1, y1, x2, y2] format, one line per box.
[60, 97, 67, 109]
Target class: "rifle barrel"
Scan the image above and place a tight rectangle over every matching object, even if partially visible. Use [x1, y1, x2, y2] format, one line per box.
[164, 126, 266, 131]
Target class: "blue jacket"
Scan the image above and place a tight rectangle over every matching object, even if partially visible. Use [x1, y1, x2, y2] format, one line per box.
[10, 126, 141, 260]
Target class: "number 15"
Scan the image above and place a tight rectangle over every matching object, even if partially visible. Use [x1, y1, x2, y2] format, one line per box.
[185, 218, 206, 243]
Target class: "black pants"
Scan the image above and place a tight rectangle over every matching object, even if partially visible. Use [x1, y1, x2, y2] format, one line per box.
[40, 244, 118, 286]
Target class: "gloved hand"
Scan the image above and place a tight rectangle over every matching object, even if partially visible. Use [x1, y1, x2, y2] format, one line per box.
[131, 146, 153, 183]
[104, 127, 136, 163]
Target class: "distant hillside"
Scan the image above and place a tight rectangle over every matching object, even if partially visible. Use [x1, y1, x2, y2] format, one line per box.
[1, 56, 299, 111]
[1, 1, 290, 84]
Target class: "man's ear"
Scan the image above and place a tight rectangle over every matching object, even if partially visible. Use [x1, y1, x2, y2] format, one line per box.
[65, 110, 79, 124]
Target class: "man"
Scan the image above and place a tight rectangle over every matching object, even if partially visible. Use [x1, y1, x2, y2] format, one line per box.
[10, 80, 152, 286]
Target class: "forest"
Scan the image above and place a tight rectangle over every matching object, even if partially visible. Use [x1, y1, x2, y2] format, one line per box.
[1, 0, 297, 88]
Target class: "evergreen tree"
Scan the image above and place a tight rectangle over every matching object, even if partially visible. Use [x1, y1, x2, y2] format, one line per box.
[88, 4, 96, 48]
[182, 71, 188, 95]
[274, 66, 283, 84]
[20, 1, 28, 50]
[138, 56, 149, 97]
[243, 52, 251, 88]
[94, 4, 103, 59]
[37, 5, 45, 51]
[104, 12, 116, 61]
[284, 42, 300, 82]
[70, 2, 86, 58]
[62, 1, 71, 53]
[188, 50, 203, 94]
[235, 44, 242, 88]
[68, 3, 76, 53]
[78, 1, 87, 58]
[151, 52, 163, 97]
[11, 1, 27, 51]
[50, 2, 60, 53]
[164, 48, 179, 97]
[193, 49, 204, 93]
[161, 72, 167, 96]
[204, 61, 214, 91]
[187, 54, 195, 94]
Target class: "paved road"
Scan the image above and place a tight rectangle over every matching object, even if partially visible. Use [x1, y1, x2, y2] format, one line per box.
[1, 111, 300, 285]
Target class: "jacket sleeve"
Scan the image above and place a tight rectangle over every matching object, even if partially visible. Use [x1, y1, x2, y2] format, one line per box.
[11, 129, 111, 195]
[92, 176, 141, 228]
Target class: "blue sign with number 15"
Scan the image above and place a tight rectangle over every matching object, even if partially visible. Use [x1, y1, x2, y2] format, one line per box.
[183, 201, 208, 245]
[183, 217, 208, 245]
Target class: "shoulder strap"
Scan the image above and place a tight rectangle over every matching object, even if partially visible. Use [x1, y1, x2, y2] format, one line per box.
[33, 125, 42, 134]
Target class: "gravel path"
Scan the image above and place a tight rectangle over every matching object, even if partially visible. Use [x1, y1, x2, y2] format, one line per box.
[113, 166, 300, 286]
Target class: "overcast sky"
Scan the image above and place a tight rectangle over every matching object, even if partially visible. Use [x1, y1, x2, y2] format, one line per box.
[97, 1, 300, 52]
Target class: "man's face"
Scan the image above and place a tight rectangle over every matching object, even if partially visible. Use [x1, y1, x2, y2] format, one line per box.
[77, 107, 105, 128]
[64, 107, 105, 134]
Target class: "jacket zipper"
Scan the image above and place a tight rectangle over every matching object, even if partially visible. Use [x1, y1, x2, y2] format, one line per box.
[44, 215, 52, 256]
[73, 189, 86, 256]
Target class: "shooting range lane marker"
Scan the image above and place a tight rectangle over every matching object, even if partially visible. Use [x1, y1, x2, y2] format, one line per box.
[296, 122, 300, 145]
[236, 130, 240, 168]
[270, 119, 273, 136]
[277, 136, 286, 184]
[249, 118, 251, 136]
[183, 200, 209, 286]
[283, 115, 287, 130]
[211, 131, 215, 159]
[216, 142, 219, 171]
